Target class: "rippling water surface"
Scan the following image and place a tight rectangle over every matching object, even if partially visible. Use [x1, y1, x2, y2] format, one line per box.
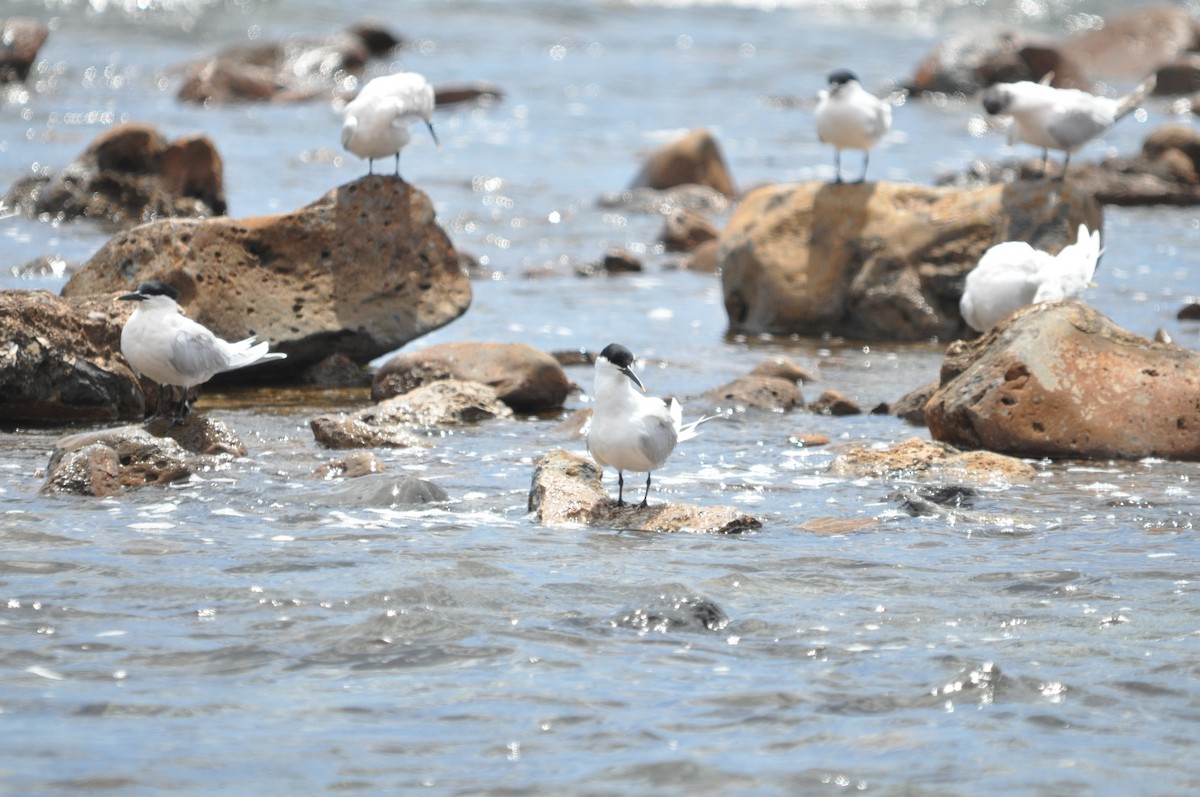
[3, 0, 1200, 794]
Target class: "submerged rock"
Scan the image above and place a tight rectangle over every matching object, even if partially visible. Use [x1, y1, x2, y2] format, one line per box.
[629, 128, 737, 197]
[718, 179, 1101, 341]
[372, 341, 571, 412]
[4, 123, 226, 227]
[528, 449, 762, 534]
[828, 437, 1035, 483]
[703, 375, 803, 413]
[43, 426, 189, 496]
[312, 451, 386, 479]
[925, 301, 1200, 460]
[309, 473, 448, 507]
[62, 176, 471, 376]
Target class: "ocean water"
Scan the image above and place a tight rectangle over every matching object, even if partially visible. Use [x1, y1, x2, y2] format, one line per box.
[3, 0, 1200, 794]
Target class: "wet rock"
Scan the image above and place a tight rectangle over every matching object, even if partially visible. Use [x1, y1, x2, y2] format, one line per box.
[799, 516, 880, 534]
[143, 415, 248, 458]
[177, 22, 402, 105]
[926, 301, 1200, 460]
[808, 389, 861, 416]
[62, 176, 471, 375]
[301, 353, 372, 387]
[629, 128, 736, 197]
[788, 433, 830, 447]
[1178, 303, 1200, 320]
[1060, 5, 1200, 82]
[703, 375, 803, 412]
[613, 591, 729, 633]
[718, 180, 1102, 341]
[597, 184, 733, 216]
[529, 449, 761, 534]
[0, 18, 50, 85]
[750, 357, 819, 385]
[372, 342, 571, 412]
[42, 426, 194, 496]
[678, 238, 720, 273]
[310, 414, 428, 450]
[828, 437, 1035, 483]
[661, 207, 719, 253]
[577, 247, 643, 277]
[1152, 54, 1200, 96]
[312, 451, 386, 479]
[312, 473, 448, 507]
[889, 484, 980, 517]
[907, 27, 1091, 95]
[892, 378, 939, 426]
[3, 123, 226, 226]
[0, 290, 143, 423]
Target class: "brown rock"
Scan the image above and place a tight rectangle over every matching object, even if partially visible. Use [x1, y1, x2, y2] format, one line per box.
[372, 342, 571, 412]
[788, 433, 831, 448]
[679, 238, 720, 273]
[661, 208, 719, 253]
[808, 389, 861, 416]
[907, 28, 1091, 95]
[800, 516, 879, 534]
[630, 128, 736, 197]
[593, 248, 643, 275]
[3, 123, 226, 227]
[528, 449, 761, 534]
[310, 414, 428, 450]
[1061, 6, 1200, 81]
[1178, 303, 1200, 320]
[718, 180, 1102, 341]
[301, 353, 371, 387]
[145, 415, 248, 458]
[434, 82, 504, 106]
[1142, 125, 1200, 169]
[42, 426, 195, 496]
[0, 18, 50, 84]
[892, 378, 939, 426]
[62, 177, 471, 375]
[0, 290, 143, 423]
[925, 301, 1200, 460]
[1153, 54, 1200, 95]
[703, 375, 803, 412]
[312, 451, 386, 479]
[828, 437, 1035, 483]
[41, 444, 123, 498]
[750, 357, 819, 384]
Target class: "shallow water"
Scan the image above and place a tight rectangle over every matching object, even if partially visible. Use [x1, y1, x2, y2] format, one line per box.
[4, 0, 1200, 794]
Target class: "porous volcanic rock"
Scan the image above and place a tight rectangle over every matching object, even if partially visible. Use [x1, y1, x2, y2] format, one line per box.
[62, 176, 471, 376]
[828, 437, 1035, 483]
[0, 290, 142, 423]
[630, 128, 736, 197]
[718, 179, 1101, 341]
[372, 341, 571, 412]
[529, 449, 761, 534]
[926, 301, 1200, 460]
[41, 425, 207, 497]
[4, 123, 226, 226]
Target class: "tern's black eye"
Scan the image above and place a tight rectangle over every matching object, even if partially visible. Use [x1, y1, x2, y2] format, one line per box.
[598, 343, 635, 369]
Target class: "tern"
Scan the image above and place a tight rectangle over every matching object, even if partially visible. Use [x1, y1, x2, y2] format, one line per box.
[119, 280, 287, 424]
[586, 343, 711, 508]
[959, 224, 1102, 332]
[981, 75, 1155, 178]
[815, 68, 892, 184]
[341, 71, 438, 178]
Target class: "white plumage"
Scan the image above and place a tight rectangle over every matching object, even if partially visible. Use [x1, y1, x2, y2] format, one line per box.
[340, 71, 438, 177]
[586, 343, 709, 508]
[959, 224, 1103, 332]
[981, 76, 1154, 177]
[815, 68, 892, 184]
[119, 280, 287, 423]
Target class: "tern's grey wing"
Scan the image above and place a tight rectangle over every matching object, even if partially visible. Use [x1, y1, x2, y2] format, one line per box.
[170, 328, 229, 381]
[638, 411, 678, 469]
[1046, 107, 1109, 151]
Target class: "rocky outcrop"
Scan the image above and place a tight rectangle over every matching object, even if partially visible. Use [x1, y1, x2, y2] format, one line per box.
[62, 176, 471, 375]
[1, 18, 49, 85]
[372, 341, 572, 412]
[3, 123, 226, 226]
[828, 437, 1036, 483]
[529, 449, 761, 534]
[907, 27, 1092, 95]
[630, 128, 736, 197]
[718, 180, 1101, 341]
[0, 290, 143, 423]
[925, 301, 1200, 460]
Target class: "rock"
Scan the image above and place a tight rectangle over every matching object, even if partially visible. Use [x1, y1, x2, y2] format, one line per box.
[1153, 54, 1200, 95]
[703, 375, 803, 412]
[1154, 328, 1174, 344]
[630, 128, 736, 197]
[718, 180, 1102, 341]
[661, 207, 719, 253]
[62, 177, 471, 375]
[1061, 5, 1200, 81]
[0, 18, 49, 84]
[311, 473, 448, 506]
[312, 451, 386, 479]
[528, 449, 761, 534]
[1178, 303, 1200, 320]
[42, 426, 194, 496]
[679, 238, 720, 273]
[597, 184, 733, 216]
[892, 378, 939, 426]
[828, 437, 1035, 483]
[613, 592, 729, 633]
[372, 342, 571, 412]
[301, 353, 372, 387]
[177, 22, 402, 105]
[0, 290, 143, 423]
[808, 389, 861, 416]
[889, 484, 980, 517]
[577, 248, 643, 276]
[433, 82, 504, 106]
[926, 301, 1200, 460]
[310, 414, 428, 450]
[907, 27, 1091, 95]
[788, 433, 831, 447]
[143, 415, 248, 458]
[3, 123, 226, 226]
[799, 516, 880, 534]
[750, 357, 819, 384]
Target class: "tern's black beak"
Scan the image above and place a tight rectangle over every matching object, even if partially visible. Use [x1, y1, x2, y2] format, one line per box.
[118, 291, 145, 302]
[426, 120, 439, 147]
[621, 365, 646, 393]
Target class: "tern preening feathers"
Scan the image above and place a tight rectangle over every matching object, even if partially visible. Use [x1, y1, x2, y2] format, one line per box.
[815, 69, 892, 184]
[586, 343, 710, 508]
[981, 75, 1155, 178]
[119, 280, 287, 424]
[341, 71, 438, 178]
[959, 224, 1102, 332]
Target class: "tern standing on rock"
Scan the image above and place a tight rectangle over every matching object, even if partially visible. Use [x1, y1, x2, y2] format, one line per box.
[586, 343, 711, 508]
[119, 280, 287, 425]
[341, 71, 438, 178]
[815, 68, 892, 184]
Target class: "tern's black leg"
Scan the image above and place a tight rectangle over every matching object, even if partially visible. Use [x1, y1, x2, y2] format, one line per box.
[368, 158, 375, 176]
[171, 388, 192, 427]
[856, 151, 870, 184]
[394, 152, 401, 178]
[833, 150, 843, 184]
[143, 383, 168, 423]
[1039, 148, 1049, 179]
[616, 471, 626, 507]
[1057, 152, 1071, 182]
[639, 472, 652, 508]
